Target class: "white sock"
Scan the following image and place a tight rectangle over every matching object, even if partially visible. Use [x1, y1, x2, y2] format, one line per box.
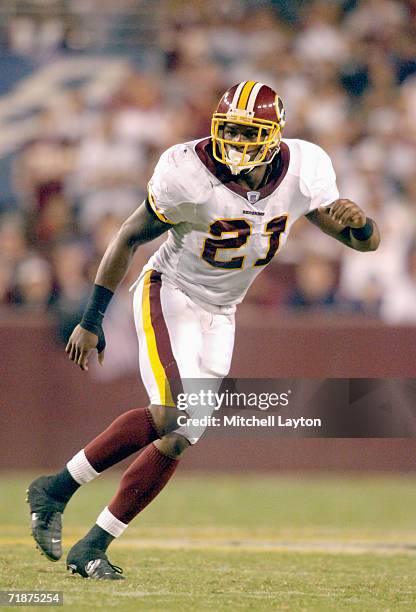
[96, 506, 128, 538]
[67, 449, 99, 485]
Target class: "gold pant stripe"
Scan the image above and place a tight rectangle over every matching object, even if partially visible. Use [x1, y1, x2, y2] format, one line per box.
[141, 270, 174, 406]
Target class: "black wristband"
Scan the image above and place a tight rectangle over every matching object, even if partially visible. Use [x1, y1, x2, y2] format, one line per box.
[350, 218, 374, 241]
[80, 284, 114, 336]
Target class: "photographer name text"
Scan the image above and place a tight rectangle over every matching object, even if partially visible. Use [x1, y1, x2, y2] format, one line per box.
[177, 415, 322, 429]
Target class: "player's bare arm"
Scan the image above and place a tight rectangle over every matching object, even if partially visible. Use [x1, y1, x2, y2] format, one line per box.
[65, 202, 171, 371]
[305, 199, 380, 252]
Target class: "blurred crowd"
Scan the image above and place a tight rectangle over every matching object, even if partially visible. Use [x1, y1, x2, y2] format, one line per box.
[1, 0, 416, 375]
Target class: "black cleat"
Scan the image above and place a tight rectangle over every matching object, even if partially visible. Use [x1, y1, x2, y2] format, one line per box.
[67, 540, 124, 580]
[26, 476, 66, 562]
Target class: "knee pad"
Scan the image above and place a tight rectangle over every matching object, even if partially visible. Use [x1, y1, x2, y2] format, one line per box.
[157, 432, 190, 456]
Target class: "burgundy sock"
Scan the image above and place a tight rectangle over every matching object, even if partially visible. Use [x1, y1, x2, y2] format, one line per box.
[108, 444, 179, 524]
[84, 407, 159, 472]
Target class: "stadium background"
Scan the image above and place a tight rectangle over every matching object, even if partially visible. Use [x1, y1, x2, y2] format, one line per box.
[1, 0, 416, 471]
[2, 2, 416, 609]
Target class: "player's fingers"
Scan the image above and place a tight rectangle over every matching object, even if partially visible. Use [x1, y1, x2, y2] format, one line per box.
[330, 208, 345, 224]
[98, 349, 105, 367]
[327, 205, 340, 219]
[335, 199, 350, 212]
[345, 208, 364, 226]
[69, 343, 77, 362]
[329, 202, 345, 220]
[348, 213, 363, 227]
[76, 348, 86, 365]
[73, 345, 81, 364]
[330, 199, 342, 211]
[340, 209, 356, 225]
[65, 340, 71, 354]
[75, 345, 85, 364]
[78, 349, 89, 371]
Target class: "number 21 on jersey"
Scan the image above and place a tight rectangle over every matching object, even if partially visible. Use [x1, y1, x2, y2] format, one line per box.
[201, 215, 288, 269]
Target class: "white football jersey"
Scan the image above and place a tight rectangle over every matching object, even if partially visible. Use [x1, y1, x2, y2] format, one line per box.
[141, 137, 339, 313]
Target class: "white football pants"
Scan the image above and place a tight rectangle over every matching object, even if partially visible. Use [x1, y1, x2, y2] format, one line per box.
[133, 269, 235, 443]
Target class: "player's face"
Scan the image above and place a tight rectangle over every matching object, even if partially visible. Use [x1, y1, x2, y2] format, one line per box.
[223, 123, 259, 142]
[223, 123, 259, 144]
[223, 123, 263, 161]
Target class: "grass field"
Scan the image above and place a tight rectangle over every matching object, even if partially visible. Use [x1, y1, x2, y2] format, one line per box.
[1, 472, 416, 610]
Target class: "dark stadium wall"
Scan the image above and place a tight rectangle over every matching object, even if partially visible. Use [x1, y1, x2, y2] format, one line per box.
[1, 311, 416, 471]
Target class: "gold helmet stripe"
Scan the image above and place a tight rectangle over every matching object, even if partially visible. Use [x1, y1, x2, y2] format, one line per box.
[231, 81, 247, 108]
[236, 80, 257, 110]
[246, 81, 264, 113]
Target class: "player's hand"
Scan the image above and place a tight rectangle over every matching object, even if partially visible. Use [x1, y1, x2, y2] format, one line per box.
[65, 324, 105, 371]
[325, 199, 367, 228]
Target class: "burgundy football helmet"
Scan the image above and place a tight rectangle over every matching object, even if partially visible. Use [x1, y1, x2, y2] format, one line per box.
[211, 81, 286, 173]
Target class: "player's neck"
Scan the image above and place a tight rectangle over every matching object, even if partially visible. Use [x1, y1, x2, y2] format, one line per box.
[235, 164, 269, 191]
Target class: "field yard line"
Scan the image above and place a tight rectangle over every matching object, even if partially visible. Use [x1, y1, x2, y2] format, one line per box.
[3, 536, 416, 556]
[5, 525, 416, 541]
[114, 538, 416, 555]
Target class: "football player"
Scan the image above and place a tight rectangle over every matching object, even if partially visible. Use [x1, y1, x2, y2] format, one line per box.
[27, 81, 379, 579]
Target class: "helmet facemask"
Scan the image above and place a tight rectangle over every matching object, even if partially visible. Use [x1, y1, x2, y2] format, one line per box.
[211, 110, 283, 175]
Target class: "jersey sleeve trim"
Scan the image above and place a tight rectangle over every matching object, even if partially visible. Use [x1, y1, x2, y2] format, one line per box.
[147, 185, 178, 225]
[145, 197, 166, 224]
